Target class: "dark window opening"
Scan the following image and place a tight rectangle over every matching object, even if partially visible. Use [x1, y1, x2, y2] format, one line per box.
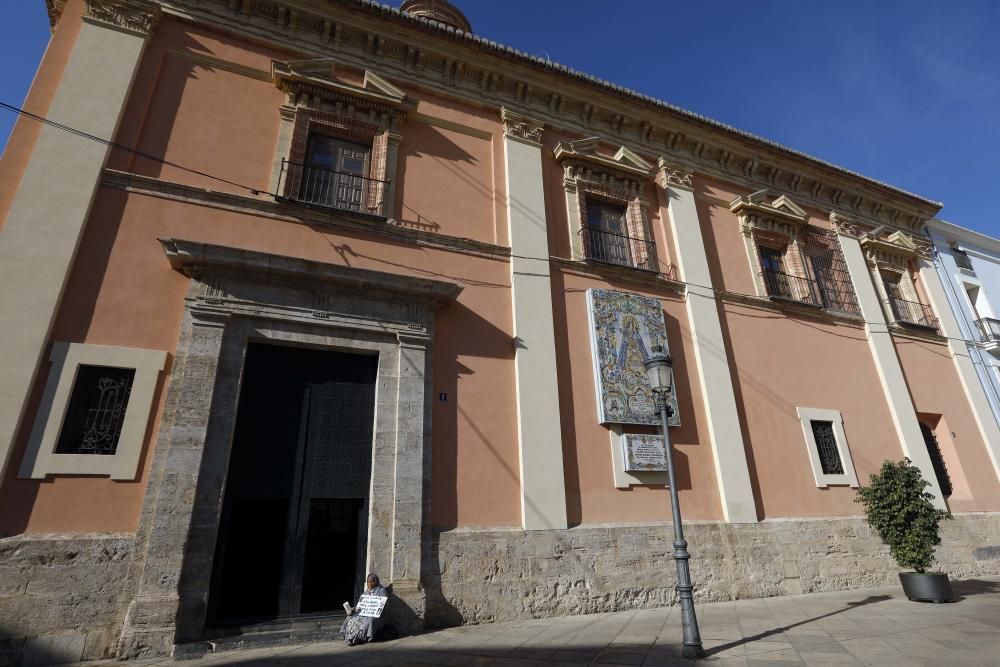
[55, 365, 135, 455]
[919, 422, 953, 498]
[953, 248, 974, 271]
[810, 420, 844, 475]
[581, 198, 655, 271]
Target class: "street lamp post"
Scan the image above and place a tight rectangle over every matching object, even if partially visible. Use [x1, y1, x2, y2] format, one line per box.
[644, 345, 705, 659]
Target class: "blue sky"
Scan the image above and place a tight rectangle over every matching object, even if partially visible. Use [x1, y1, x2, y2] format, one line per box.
[2, 1, 998, 237]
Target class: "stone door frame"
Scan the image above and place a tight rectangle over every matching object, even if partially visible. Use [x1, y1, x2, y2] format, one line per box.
[117, 239, 461, 657]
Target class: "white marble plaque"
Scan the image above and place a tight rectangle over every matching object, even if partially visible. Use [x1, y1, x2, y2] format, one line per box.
[586, 288, 679, 426]
[622, 434, 668, 472]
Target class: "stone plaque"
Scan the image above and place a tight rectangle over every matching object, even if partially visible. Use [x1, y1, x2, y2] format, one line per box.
[586, 289, 680, 426]
[622, 434, 668, 472]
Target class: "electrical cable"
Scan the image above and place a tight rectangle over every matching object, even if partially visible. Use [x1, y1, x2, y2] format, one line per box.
[0, 102, 989, 348]
[0, 101, 272, 197]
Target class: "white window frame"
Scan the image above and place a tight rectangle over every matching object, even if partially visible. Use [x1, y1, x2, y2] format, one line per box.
[796, 407, 859, 488]
[19, 342, 166, 480]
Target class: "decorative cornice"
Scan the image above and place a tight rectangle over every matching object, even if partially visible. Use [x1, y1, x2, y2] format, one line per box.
[657, 158, 693, 190]
[85, 0, 160, 36]
[162, 238, 464, 307]
[501, 107, 544, 145]
[859, 228, 933, 270]
[161, 0, 940, 232]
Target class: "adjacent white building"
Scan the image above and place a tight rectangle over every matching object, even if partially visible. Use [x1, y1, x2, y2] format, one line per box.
[927, 218, 1000, 433]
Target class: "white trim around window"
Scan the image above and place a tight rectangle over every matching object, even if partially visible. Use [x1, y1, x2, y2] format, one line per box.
[795, 407, 859, 488]
[19, 342, 167, 480]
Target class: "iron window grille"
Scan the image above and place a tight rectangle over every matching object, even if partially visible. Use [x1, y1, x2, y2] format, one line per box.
[809, 420, 844, 475]
[55, 365, 135, 455]
[882, 276, 938, 330]
[919, 422, 953, 497]
[805, 232, 861, 316]
[975, 317, 1000, 344]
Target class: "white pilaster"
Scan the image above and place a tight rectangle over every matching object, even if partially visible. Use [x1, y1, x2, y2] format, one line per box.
[918, 257, 1000, 483]
[0, 3, 158, 481]
[836, 230, 947, 508]
[659, 160, 758, 523]
[501, 109, 568, 530]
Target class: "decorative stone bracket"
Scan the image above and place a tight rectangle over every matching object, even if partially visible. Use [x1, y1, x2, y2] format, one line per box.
[84, 0, 160, 36]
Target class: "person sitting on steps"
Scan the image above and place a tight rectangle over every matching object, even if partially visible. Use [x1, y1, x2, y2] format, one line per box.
[341, 572, 389, 646]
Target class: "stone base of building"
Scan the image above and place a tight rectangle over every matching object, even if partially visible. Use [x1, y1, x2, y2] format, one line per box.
[3, 515, 1000, 664]
[0, 533, 133, 667]
[424, 513, 1000, 627]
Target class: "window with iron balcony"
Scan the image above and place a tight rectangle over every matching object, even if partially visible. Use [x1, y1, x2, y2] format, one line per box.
[858, 230, 939, 331]
[732, 191, 860, 316]
[554, 138, 660, 273]
[270, 60, 414, 220]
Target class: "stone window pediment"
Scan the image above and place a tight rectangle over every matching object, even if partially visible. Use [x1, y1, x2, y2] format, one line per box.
[734, 192, 860, 315]
[554, 138, 658, 272]
[270, 60, 415, 220]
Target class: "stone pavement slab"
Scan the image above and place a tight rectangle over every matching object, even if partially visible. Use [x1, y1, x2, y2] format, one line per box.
[71, 577, 1000, 666]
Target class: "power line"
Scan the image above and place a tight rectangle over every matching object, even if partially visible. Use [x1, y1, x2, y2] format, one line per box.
[1, 102, 988, 349]
[0, 101, 272, 197]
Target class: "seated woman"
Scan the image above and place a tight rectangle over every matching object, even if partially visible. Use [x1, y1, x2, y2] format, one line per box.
[341, 573, 389, 646]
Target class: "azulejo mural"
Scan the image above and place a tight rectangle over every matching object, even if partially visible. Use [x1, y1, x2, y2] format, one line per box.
[586, 289, 680, 427]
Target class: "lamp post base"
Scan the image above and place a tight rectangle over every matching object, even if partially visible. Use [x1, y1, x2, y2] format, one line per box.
[682, 644, 707, 659]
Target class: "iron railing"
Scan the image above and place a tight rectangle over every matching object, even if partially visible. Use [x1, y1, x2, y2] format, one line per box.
[888, 296, 938, 329]
[976, 317, 1000, 344]
[581, 227, 657, 272]
[276, 159, 388, 217]
[761, 268, 824, 308]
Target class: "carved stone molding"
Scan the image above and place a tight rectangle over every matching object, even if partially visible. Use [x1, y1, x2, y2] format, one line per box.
[501, 107, 544, 145]
[657, 157, 694, 189]
[85, 0, 160, 35]
[45, 0, 68, 28]
[859, 229, 933, 271]
[830, 211, 863, 239]
[730, 190, 810, 240]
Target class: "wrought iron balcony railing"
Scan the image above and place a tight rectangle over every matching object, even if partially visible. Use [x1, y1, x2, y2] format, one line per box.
[888, 296, 938, 330]
[976, 317, 1000, 344]
[581, 227, 657, 272]
[276, 159, 388, 217]
[761, 268, 824, 308]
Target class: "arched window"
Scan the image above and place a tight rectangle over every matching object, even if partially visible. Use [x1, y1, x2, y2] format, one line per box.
[919, 422, 953, 498]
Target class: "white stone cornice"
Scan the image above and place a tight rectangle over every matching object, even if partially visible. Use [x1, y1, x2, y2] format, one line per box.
[85, 0, 160, 36]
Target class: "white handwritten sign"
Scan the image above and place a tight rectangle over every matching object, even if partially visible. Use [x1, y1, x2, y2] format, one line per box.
[355, 594, 387, 618]
[622, 434, 667, 472]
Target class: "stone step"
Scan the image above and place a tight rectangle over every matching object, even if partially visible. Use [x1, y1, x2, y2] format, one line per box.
[173, 614, 346, 660]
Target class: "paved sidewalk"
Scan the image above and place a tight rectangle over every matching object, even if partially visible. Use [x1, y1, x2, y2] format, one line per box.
[81, 577, 1000, 666]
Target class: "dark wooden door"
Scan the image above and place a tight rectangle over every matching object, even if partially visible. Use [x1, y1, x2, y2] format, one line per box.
[208, 344, 377, 624]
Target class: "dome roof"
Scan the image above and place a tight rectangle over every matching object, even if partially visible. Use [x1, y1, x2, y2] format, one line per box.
[400, 0, 472, 33]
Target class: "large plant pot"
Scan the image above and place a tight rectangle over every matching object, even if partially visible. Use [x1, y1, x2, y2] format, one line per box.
[899, 572, 953, 603]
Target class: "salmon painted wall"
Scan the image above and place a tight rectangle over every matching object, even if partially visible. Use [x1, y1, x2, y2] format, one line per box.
[0, 0, 85, 229]
[0, 16, 521, 533]
[895, 333, 1000, 512]
[551, 270, 723, 523]
[696, 175, 908, 518]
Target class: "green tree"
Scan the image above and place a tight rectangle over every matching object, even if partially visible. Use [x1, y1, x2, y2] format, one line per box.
[855, 459, 951, 574]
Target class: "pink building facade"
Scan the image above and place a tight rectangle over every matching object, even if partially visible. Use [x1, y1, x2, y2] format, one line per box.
[1, 0, 999, 662]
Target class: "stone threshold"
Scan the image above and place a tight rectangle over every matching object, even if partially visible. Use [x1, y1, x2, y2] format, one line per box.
[173, 612, 346, 660]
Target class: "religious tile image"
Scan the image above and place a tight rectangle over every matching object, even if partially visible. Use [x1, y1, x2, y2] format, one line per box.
[586, 288, 680, 426]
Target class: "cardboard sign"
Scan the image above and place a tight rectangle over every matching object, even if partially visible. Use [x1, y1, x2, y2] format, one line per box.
[355, 594, 388, 618]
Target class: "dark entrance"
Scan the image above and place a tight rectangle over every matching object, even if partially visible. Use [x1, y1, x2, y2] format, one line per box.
[208, 343, 377, 624]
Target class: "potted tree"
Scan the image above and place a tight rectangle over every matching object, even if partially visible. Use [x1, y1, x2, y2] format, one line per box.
[855, 458, 953, 602]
